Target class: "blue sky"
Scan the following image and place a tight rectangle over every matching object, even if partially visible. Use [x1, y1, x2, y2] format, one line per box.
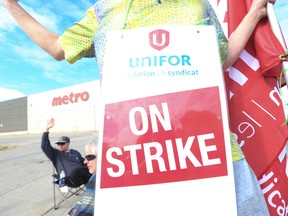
[0, 0, 97, 101]
[0, 0, 288, 102]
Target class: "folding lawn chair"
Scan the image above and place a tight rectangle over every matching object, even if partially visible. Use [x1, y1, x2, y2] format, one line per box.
[52, 167, 85, 210]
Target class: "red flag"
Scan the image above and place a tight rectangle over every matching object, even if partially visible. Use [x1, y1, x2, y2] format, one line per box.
[226, 0, 288, 215]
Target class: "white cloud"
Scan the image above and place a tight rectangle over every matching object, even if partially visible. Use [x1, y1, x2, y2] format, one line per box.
[11, 43, 50, 62]
[0, 3, 61, 34]
[9, 42, 97, 85]
[0, 7, 19, 31]
[10, 43, 69, 81]
[0, 88, 25, 102]
[52, 0, 94, 20]
[22, 3, 61, 33]
[52, 1, 87, 20]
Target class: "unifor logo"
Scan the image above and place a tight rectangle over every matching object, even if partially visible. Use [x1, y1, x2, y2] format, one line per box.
[149, 29, 169, 51]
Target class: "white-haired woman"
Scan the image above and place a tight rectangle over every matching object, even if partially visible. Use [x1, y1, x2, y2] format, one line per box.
[68, 139, 97, 216]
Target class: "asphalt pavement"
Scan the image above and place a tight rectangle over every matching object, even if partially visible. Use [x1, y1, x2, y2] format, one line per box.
[0, 131, 97, 216]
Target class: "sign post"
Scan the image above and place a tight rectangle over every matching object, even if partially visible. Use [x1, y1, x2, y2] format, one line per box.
[95, 25, 237, 215]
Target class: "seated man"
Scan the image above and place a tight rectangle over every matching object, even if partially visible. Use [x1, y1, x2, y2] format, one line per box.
[41, 118, 91, 187]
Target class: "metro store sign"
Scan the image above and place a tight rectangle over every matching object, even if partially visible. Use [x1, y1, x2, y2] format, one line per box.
[51, 91, 90, 106]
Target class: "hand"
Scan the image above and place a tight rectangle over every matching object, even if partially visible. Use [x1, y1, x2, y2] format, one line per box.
[2, 0, 19, 8]
[249, 0, 276, 20]
[45, 118, 55, 132]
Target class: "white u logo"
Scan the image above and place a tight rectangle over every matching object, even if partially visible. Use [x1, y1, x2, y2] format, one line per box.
[151, 33, 167, 47]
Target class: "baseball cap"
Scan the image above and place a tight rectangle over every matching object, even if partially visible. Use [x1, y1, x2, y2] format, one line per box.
[55, 136, 70, 144]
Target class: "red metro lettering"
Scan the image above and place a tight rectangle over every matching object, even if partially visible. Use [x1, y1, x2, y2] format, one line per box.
[105, 102, 221, 178]
[52, 91, 89, 106]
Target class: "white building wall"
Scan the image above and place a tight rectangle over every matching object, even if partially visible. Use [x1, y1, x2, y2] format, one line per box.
[27, 80, 101, 133]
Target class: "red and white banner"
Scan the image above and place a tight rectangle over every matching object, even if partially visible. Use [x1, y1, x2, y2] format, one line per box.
[217, 0, 288, 214]
[96, 25, 237, 215]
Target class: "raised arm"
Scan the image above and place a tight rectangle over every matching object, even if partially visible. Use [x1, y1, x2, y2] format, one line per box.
[41, 118, 56, 161]
[223, 0, 276, 70]
[2, 0, 65, 61]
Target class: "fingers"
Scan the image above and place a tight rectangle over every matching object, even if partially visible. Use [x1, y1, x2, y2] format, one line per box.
[47, 118, 55, 126]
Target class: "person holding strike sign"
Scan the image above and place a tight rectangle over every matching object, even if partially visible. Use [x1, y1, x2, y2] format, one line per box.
[3, 0, 276, 215]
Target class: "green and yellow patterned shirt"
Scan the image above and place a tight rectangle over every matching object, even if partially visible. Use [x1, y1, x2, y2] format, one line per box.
[59, 0, 244, 162]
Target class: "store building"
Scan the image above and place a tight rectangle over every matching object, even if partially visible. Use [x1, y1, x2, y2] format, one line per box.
[0, 80, 101, 134]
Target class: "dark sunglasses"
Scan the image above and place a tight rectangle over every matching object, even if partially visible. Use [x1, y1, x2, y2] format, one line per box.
[85, 154, 96, 161]
[56, 142, 67, 146]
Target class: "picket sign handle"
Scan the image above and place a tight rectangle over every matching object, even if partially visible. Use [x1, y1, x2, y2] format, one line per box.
[266, 2, 288, 87]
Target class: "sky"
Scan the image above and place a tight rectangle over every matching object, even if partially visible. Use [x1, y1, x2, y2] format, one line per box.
[0, 0, 288, 103]
[0, 0, 97, 101]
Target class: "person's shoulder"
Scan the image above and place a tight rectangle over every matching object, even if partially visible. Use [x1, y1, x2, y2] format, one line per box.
[70, 149, 81, 154]
[70, 149, 84, 158]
